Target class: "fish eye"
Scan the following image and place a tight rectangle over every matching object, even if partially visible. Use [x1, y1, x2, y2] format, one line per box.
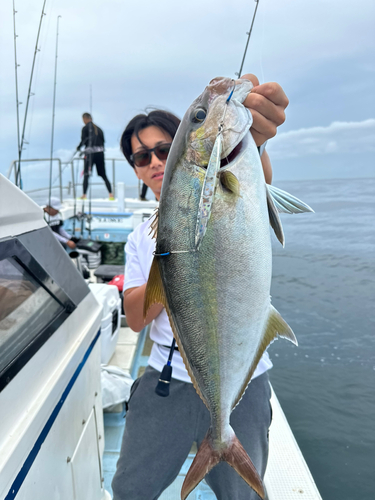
[192, 109, 207, 123]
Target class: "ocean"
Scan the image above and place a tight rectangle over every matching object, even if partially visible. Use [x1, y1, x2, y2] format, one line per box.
[28, 175, 375, 499]
[268, 177, 375, 500]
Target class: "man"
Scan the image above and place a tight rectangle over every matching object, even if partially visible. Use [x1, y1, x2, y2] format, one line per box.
[76, 112, 114, 200]
[112, 74, 289, 499]
[43, 197, 76, 249]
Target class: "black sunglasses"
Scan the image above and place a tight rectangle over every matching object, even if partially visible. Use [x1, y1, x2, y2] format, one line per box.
[130, 143, 172, 167]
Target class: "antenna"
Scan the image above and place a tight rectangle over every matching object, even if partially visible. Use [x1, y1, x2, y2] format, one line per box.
[90, 84, 92, 115]
[16, 0, 47, 188]
[236, 0, 260, 78]
[12, 0, 21, 179]
[48, 15, 62, 217]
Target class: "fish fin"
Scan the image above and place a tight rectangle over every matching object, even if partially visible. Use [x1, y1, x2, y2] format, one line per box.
[149, 260, 209, 408]
[181, 428, 265, 500]
[219, 170, 240, 196]
[143, 257, 167, 318]
[267, 184, 314, 214]
[164, 304, 209, 409]
[266, 185, 285, 246]
[265, 305, 297, 345]
[232, 305, 297, 409]
[148, 208, 159, 239]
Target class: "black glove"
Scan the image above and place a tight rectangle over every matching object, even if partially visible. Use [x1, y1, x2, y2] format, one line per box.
[70, 236, 80, 243]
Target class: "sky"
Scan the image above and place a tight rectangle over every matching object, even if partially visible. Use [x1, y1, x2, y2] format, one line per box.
[0, 0, 374, 191]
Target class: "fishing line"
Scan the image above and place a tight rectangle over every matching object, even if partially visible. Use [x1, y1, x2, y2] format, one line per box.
[259, 0, 266, 84]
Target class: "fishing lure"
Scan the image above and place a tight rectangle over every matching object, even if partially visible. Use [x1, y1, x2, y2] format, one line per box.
[194, 83, 235, 250]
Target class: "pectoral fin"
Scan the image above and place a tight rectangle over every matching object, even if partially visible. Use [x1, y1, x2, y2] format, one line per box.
[219, 170, 240, 196]
[266, 185, 285, 246]
[267, 184, 314, 214]
[143, 256, 167, 318]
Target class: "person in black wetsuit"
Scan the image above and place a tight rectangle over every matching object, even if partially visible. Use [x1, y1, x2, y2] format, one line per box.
[77, 112, 114, 199]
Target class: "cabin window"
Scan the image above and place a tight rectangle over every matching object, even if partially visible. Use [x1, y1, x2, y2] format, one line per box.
[0, 257, 64, 379]
[0, 237, 76, 391]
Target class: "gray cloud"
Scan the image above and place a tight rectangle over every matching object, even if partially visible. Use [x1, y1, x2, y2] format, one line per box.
[268, 119, 375, 159]
[1, 0, 374, 182]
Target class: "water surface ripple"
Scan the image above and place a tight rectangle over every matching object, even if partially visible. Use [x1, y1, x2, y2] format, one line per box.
[269, 178, 375, 500]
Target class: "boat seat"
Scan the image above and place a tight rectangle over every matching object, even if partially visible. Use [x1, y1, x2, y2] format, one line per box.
[94, 264, 125, 283]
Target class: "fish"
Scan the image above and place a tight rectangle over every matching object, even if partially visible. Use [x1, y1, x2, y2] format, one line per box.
[144, 76, 313, 499]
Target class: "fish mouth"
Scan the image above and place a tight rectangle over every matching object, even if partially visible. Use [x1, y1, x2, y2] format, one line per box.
[219, 133, 249, 169]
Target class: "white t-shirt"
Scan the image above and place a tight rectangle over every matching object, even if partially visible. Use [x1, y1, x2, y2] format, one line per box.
[124, 218, 273, 383]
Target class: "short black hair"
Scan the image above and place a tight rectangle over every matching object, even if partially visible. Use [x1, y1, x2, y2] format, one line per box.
[82, 112, 92, 119]
[121, 109, 180, 168]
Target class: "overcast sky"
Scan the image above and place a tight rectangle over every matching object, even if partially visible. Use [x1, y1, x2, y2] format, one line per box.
[0, 0, 374, 190]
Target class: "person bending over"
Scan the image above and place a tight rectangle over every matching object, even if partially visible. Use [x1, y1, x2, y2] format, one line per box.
[43, 196, 76, 249]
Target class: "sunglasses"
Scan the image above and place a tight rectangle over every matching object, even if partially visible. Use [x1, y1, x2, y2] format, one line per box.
[130, 143, 172, 167]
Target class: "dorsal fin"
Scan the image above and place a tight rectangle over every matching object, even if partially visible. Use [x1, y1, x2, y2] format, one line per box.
[148, 207, 159, 240]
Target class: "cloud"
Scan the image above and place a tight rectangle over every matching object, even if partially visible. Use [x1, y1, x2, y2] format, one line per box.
[268, 119, 375, 159]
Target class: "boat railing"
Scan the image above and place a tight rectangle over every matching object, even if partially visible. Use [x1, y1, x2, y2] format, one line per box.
[7, 157, 140, 202]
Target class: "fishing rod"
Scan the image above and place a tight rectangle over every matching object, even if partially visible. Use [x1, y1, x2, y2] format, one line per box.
[236, 0, 260, 77]
[87, 107, 93, 239]
[15, 0, 47, 188]
[49, 149, 79, 188]
[12, 0, 21, 182]
[73, 158, 80, 234]
[48, 15, 62, 221]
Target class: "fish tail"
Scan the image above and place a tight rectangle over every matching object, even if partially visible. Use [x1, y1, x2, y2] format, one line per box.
[181, 428, 265, 500]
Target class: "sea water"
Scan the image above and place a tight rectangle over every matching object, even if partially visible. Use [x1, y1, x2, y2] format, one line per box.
[30, 176, 375, 499]
[269, 177, 375, 500]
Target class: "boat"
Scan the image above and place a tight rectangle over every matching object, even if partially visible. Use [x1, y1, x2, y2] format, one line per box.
[7, 155, 158, 245]
[0, 171, 323, 499]
[0, 174, 110, 499]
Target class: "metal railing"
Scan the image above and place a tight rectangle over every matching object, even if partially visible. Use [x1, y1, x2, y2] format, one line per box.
[7, 157, 139, 202]
[7, 158, 63, 200]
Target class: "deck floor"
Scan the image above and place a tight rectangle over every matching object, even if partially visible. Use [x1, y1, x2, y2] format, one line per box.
[103, 325, 217, 498]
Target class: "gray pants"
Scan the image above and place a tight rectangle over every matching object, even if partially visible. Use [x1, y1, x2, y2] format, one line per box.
[112, 366, 272, 500]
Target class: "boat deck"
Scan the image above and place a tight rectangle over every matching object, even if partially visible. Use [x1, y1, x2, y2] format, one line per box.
[103, 325, 322, 499]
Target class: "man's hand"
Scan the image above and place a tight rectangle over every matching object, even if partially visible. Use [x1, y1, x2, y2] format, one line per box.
[67, 240, 76, 249]
[241, 73, 289, 147]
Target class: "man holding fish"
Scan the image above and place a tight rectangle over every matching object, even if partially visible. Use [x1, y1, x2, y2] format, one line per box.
[112, 74, 309, 500]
